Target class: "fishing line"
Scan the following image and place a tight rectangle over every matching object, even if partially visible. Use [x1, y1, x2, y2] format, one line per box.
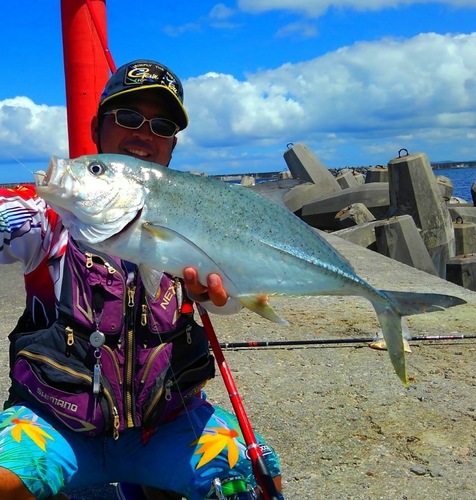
[0, 146, 36, 178]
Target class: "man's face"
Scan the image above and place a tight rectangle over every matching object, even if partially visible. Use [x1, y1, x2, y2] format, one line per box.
[92, 90, 178, 166]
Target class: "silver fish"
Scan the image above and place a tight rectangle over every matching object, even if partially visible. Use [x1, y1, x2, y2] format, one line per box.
[35, 154, 466, 385]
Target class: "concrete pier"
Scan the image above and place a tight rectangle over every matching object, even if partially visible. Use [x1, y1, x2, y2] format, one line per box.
[3, 232, 475, 499]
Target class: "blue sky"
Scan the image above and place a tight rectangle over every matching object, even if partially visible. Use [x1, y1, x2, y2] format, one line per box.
[1, 1, 475, 182]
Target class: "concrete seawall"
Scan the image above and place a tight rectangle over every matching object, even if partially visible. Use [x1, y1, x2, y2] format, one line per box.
[2, 231, 475, 498]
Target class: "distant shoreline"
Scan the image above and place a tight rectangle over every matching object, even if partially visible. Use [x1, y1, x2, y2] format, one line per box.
[1, 161, 475, 189]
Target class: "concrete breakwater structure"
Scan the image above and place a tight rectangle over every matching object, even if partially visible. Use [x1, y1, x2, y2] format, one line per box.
[250, 143, 476, 291]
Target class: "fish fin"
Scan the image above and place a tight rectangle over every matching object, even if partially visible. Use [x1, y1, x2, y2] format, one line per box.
[138, 264, 164, 299]
[372, 301, 408, 386]
[142, 222, 241, 297]
[381, 290, 466, 316]
[142, 222, 175, 241]
[237, 295, 289, 326]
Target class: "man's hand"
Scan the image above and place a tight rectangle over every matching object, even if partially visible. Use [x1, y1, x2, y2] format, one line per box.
[183, 268, 228, 307]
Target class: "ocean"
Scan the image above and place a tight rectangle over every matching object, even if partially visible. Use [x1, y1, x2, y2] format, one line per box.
[434, 167, 476, 202]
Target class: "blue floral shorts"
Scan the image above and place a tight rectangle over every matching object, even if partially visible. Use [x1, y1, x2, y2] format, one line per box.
[0, 400, 281, 499]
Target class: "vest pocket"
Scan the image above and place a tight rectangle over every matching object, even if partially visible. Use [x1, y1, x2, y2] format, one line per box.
[11, 325, 120, 437]
[141, 351, 215, 429]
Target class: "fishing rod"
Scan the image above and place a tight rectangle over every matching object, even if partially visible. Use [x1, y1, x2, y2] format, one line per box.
[197, 304, 281, 500]
[218, 333, 476, 349]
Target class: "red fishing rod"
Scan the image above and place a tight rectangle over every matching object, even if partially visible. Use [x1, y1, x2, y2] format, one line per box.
[197, 304, 281, 500]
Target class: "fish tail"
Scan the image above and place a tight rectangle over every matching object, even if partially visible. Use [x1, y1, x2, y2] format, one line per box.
[371, 289, 465, 386]
[380, 290, 466, 316]
[372, 301, 408, 386]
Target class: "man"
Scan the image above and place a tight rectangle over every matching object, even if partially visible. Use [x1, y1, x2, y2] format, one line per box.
[0, 60, 282, 500]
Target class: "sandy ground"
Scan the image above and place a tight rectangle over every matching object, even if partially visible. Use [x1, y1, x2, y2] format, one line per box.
[1, 233, 475, 499]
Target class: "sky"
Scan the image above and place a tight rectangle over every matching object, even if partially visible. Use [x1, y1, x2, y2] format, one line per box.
[0, 1, 476, 183]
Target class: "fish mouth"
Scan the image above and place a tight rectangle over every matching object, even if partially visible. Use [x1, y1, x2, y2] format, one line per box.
[35, 156, 60, 188]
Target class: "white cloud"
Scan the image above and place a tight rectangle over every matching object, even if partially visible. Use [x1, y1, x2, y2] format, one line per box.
[238, 0, 476, 18]
[183, 32, 476, 141]
[209, 3, 235, 19]
[0, 97, 68, 162]
[2, 32, 476, 173]
[275, 21, 319, 39]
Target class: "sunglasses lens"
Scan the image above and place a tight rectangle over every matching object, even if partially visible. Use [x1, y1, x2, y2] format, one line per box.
[109, 109, 178, 137]
[116, 109, 144, 128]
[150, 119, 177, 138]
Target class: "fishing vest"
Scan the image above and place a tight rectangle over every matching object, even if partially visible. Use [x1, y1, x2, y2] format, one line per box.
[10, 236, 215, 438]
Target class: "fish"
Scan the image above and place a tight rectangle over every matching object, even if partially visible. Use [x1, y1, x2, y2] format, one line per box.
[35, 154, 466, 386]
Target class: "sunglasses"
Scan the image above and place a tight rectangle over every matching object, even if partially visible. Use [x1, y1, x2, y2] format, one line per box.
[103, 109, 179, 138]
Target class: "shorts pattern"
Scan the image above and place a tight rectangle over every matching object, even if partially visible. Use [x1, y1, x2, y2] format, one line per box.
[0, 402, 281, 500]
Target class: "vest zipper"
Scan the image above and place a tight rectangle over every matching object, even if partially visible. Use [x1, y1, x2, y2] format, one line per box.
[124, 285, 136, 428]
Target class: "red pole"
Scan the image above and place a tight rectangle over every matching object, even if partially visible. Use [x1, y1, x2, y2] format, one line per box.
[60, 0, 110, 158]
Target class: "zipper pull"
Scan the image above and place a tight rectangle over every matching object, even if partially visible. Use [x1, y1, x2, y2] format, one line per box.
[128, 286, 136, 307]
[112, 407, 120, 440]
[186, 324, 192, 344]
[165, 380, 173, 401]
[66, 326, 74, 346]
[105, 262, 116, 274]
[85, 253, 93, 269]
[141, 304, 148, 326]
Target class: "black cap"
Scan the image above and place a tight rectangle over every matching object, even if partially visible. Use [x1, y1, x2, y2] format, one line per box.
[99, 60, 188, 130]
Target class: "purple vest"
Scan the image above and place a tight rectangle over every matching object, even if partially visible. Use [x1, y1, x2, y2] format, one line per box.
[11, 237, 215, 437]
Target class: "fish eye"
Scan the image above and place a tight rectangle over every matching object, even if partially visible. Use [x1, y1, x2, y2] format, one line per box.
[88, 161, 105, 176]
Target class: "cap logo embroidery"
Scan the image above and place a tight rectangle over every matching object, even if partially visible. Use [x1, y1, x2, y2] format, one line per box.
[125, 65, 180, 96]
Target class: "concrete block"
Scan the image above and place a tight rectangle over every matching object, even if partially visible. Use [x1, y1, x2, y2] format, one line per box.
[250, 178, 303, 209]
[435, 175, 453, 203]
[283, 143, 341, 191]
[283, 183, 331, 213]
[240, 175, 255, 186]
[453, 221, 476, 256]
[375, 216, 439, 276]
[449, 206, 476, 225]
[333, 220, 381, 250]
[353, 172, 365, 185]
[279, 170, 292, 179]
[448, 197, 472, 207]
[300, 183, 390, 230]
[446, 254, 476, 291]
[336, 170, 359, 189]
[365, 166, 388, 183]
[335, 203, 375, 229]
[387, 152, 455, 278]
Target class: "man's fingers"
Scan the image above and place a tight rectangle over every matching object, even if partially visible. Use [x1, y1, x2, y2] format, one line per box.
[206, 274, 228, 307]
